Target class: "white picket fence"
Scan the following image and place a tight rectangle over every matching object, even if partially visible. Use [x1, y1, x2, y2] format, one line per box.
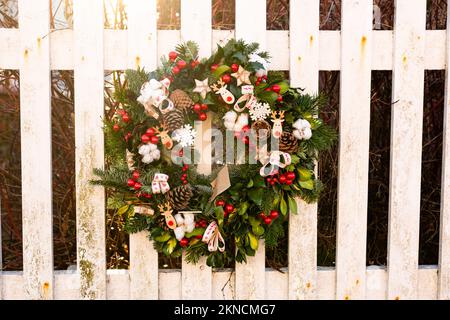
[0, 0, 449, 300]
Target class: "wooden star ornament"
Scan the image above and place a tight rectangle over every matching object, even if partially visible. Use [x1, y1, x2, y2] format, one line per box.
[193, 78, 211, 99]
[231, 66, 251, 86]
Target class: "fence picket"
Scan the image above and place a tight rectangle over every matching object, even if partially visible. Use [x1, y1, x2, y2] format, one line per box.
[73, 0, 106, 299]
[288, 0, 319, 300]
[127, 0, 159, 300]
[234, 0, 267, 300]
[438, 1, 450, 300]
[180, 0, 213, 300]
[336, 0, 372, 300]
[18, 0, 53, 300]
[387, 0, 426, 300]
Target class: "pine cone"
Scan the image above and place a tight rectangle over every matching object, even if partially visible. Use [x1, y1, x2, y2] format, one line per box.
[279, 131, 299, 153]
[163, 109, 185, 132]
[167, 184, 194, 211]
[169, 89, 194, 113]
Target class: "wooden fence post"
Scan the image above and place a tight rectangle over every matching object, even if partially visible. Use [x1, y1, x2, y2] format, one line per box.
[18, 0, 53, 300]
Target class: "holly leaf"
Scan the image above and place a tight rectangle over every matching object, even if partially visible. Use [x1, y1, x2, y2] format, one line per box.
[185, 228, 205, 238]
[248, 188, 264, 206]
[213, 65, 230, 78]
[299, 179, 314, 190]
[258, 90, 278, 104]
[232, 52, 246, 63]
[155, 232, 171, 243]
[238, 201, 249, 215]
[166, 238, 177, 254]
[248, 233, 259, 250]
[253, 175, 266, 188]
[276, 81, 290, 94]
[252, 225, 265, 236]
[117, 204, 130, 216]
[298, 167, 312, 181]
[288, 196, 298, 214]
[280, 196, 288, 216]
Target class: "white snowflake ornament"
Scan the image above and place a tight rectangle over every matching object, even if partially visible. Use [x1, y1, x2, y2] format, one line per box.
[173, 124, 197, 147]
[249, 102, 271, 121]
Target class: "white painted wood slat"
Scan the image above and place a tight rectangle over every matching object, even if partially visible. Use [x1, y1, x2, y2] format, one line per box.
[288, 0, 319, 300]
[387, 0, 426, 300]
[336, 0, 372, 300]
[438, 0, 450, 300]
[73, 0, 106, 300]
[127, 0, 159, 300]
[18, 0, 54, 300]
[234, 0, 267, 300]
[180, 0, 213, 300]
[1, 29, 447, 71]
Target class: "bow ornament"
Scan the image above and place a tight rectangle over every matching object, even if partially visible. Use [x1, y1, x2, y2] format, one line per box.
[173, 211, 198, 241]
[259, 150, 292, 177]
[152, 173, 170, 194]
[233, 85, 257, 112]
[202, 221, 225, 252]
[137, 78, 174, 119]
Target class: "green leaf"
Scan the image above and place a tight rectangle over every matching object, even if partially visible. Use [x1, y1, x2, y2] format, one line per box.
[253, 175, 266, 187]
[252, 225, 265, 236]
[155, 232, 171, 243]
[185, 228, 205, 238]
[248, 188, 264, 206]
[247, 179, 254, 188]
[213, 65, 230, 78]
[277, 81, 290, 94]
[280, 196, 288, 216]
[117, 204, 130, 216]
[238, 201, 249, 215]
[248, 233, 259, 250]
[166, 238, 177, 254]
[299, 179, 314, 190]
[248, 216, 261, 228]
[258, 90, 278, 104]
[288, 196, 298, 214]
[298, 167, 312, 181]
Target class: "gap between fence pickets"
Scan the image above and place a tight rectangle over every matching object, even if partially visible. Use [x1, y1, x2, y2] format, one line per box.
[0, 29, 447, 71]
[0, 266, 440, 300]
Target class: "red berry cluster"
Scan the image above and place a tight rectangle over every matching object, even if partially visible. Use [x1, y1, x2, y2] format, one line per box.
[234, 125, 251, 145]
[215, 199, 234, 217]
[255, 75, 268, 86]
[264, 84, 283, 102]
[114, 110, 131, 133]
[193, 103, 208, 121]
[179, 217, 208, 247]
[168, 51, 200, 76]
[259, 210, 279, 225]
[266, 171, 296, 186]
[180, 163, 189, 185]
[211, 63, 240, 86]
[141, 127, 159, 145]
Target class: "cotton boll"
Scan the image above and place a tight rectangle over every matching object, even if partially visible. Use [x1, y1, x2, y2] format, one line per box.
[142, 154, 153, 164]
[184, 223, 195, 233]
[303, 127, 312, 140]
[223, 110, 238, 122]
[139, 144, 151, 155]
[224, 120, 235, 131]
[174, 214, 185, 226]
[183, 213, 195, 225]
[174, 226, 185, 241]
[234, 114, 248, 132]
[150, 149, 160, 160]
[148, 143, 158, 151]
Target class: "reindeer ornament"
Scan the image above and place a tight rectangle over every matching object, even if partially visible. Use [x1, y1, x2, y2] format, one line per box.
[154, 124, 173, 150]
[210, 79, 235, 105]
[158, 202, 177, 230]
[271, 111, 285, 139]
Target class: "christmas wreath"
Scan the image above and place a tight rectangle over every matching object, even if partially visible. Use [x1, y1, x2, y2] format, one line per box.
[92, 39, 336, 268]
